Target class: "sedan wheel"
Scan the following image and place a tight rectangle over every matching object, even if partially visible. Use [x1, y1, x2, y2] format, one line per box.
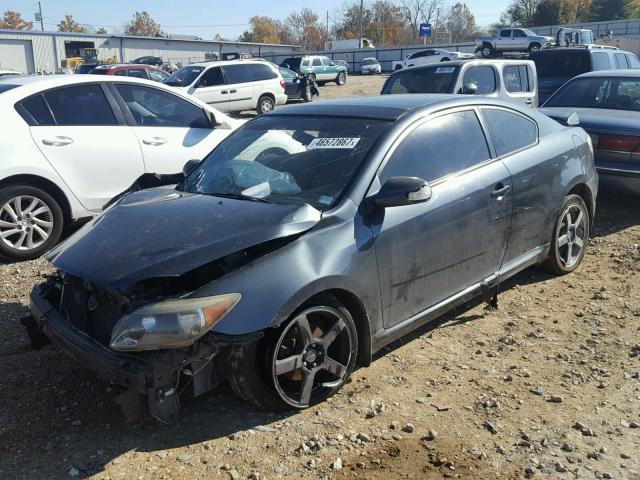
[230, 296, 358, 411]
[272, 306, 354, 408]
[0, 185, 64, 260]
[303, 86, 313, 102]
[543, 194, 590, 275]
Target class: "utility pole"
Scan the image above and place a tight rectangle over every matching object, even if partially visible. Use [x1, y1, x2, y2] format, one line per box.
[326, 11, 329, 44]
[37, 2, 44, 31]
[359, 0, 364, 48]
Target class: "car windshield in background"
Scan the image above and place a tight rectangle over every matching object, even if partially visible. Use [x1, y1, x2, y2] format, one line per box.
[75, 64, 98, 74]
[362, 59, 378, 66]
[164, 66, 204, 86]
[89, 68, 109, 75]
[281, 58, 301, 69]
[183, 116, 390, 210]
[382, 66, 460, 94]
[0, 84, 19, 94]
[532, 51, 590, 77]
[545, 77, 640, 112]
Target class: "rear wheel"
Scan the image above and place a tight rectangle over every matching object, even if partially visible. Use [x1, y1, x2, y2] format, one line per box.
[528, 42, 542, 53]
[441, 57, 450, 62]
[230, 295, 358, 411]
[0, 185, 64, 261]
[256, 95, 275, 115]
[336, 72, 347, 85]
[481, 45, 494, 58]
[542, 194, 590, 275]
[303, 86, 312, 102]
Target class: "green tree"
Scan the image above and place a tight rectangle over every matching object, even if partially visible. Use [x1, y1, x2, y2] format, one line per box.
[58, 14, 86, 33]
[238, 16, 283, 44]
[0, 10, 33, 30]
[589, 0, 627, 20]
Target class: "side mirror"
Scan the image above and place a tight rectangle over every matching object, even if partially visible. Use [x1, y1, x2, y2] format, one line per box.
[203, 108, 217, 127]
[462, 83, 478, 95]
[374, 176, 432, 208]
[183, 159, 200, 177]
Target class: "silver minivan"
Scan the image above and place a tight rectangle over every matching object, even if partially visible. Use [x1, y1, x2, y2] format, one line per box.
[381, 59, 539, 108]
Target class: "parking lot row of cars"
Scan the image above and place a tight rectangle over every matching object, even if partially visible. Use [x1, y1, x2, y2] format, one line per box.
[1, 40, 638, 421]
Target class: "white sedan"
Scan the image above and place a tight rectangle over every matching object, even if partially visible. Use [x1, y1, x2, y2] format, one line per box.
[392, 48, 475, 70]
[0, 74, 241, 260]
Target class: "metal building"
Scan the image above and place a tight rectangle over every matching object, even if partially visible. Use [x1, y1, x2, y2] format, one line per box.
[0, 29, 298, 74]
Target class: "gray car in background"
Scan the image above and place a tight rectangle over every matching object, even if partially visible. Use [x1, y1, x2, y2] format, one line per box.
[541, 70, 640, 194]
[27, 95, 597, 422]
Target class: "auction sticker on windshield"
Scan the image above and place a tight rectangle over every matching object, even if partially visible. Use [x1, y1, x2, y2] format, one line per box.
[308, 138, 361, 149]
[436, 67, 456, 74]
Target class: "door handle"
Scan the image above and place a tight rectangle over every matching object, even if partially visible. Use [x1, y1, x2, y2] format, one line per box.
[42, 136, 73, 146]
[221, 90, 228, 94]
[491, 183, 511, 198]
[142, 137, 167, 146]
[229, 89, 237, 94]
[525, 98, 533, 105]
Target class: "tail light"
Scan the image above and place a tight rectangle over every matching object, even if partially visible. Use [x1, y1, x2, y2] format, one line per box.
[280, 79, 285, 90]
[596, 133, 640, 152]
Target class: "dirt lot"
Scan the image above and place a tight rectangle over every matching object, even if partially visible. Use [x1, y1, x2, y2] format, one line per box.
[1, 75, 639, 480]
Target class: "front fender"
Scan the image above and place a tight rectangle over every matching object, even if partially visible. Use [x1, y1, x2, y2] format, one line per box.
[193, 207, 382, 338]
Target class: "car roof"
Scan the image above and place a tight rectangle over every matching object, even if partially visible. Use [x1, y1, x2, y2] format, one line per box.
[187, 59, 274, 68]
[268, 95, 515, 121]
[0, 74, 205, 105]
[94, 64, 161, 70]
[574, 69, 640, 79]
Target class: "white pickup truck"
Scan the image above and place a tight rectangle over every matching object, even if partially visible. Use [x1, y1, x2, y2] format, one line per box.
[392, 48, 475, 71]
[475, 28, 554, 58]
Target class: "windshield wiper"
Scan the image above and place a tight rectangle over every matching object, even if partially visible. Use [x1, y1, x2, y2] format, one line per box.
[203, 192, 273, 203]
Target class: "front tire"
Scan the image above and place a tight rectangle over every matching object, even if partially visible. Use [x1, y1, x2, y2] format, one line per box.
[256, 95, 275, 115]
[441, 57, 450, 62]
[542, 194, 590, 275]
[230, 295, 358, 411]
[0, 184, 64, 261]
[336, 71, 347, 85]
[302, 86, 312, 102]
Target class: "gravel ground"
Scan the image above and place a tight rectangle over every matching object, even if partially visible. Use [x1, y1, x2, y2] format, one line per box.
[1, 75, 639, 480]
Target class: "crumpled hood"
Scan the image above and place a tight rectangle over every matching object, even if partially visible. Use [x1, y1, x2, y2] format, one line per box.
[47, 186, 321, 290]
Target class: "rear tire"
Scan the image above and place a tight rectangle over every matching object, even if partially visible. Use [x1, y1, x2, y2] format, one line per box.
[481, 45, 494, 58]
[441, 57, 450, 62]
[256, 95, 275, 115]
[230, 294, 358, 411]
[0, 184, 64, 261]
[542, 194, 590, 275]
[528, 42, 542, 53]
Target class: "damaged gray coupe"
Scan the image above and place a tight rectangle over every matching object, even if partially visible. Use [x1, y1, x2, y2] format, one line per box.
[26, 95, 598, 422]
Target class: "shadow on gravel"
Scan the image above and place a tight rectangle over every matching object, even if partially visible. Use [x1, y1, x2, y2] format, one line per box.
[591, 190, 640, 238]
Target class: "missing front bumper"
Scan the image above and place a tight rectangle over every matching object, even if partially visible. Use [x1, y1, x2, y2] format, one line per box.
[27, 284, 260, 423]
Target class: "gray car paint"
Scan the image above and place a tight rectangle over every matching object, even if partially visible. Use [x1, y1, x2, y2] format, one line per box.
[45, 95, 598, 361]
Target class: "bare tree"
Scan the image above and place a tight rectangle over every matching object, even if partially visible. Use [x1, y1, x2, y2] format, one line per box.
[445, 3, 476, 43]
[124, 11, 163, 37]
[401, 0, 443, 42]
[58, 14, 87, 33]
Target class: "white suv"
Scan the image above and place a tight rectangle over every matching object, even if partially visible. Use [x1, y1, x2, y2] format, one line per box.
[165, 60, 288, 115]
[0, 75, 240, 260]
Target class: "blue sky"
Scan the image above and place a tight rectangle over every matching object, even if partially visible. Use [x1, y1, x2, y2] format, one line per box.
[6, 1, 510, 39]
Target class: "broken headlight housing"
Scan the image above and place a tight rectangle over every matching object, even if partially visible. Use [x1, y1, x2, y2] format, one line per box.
[109, 293, 241, 351]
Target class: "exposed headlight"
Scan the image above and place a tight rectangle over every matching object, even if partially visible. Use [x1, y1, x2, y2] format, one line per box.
[110, 293, 241, 351]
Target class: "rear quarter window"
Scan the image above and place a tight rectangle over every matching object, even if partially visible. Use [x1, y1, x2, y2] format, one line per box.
[482, 107, 538, 157]
[626, 54, 640, 69]
[591, 52, 612, 70]
[17, 94, 55, 125]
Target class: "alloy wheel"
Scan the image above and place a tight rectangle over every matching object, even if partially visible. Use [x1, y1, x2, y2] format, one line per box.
[0, 195, 54, 251]
[271, 306, 354, 408]
[557, 203, 586, 269]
